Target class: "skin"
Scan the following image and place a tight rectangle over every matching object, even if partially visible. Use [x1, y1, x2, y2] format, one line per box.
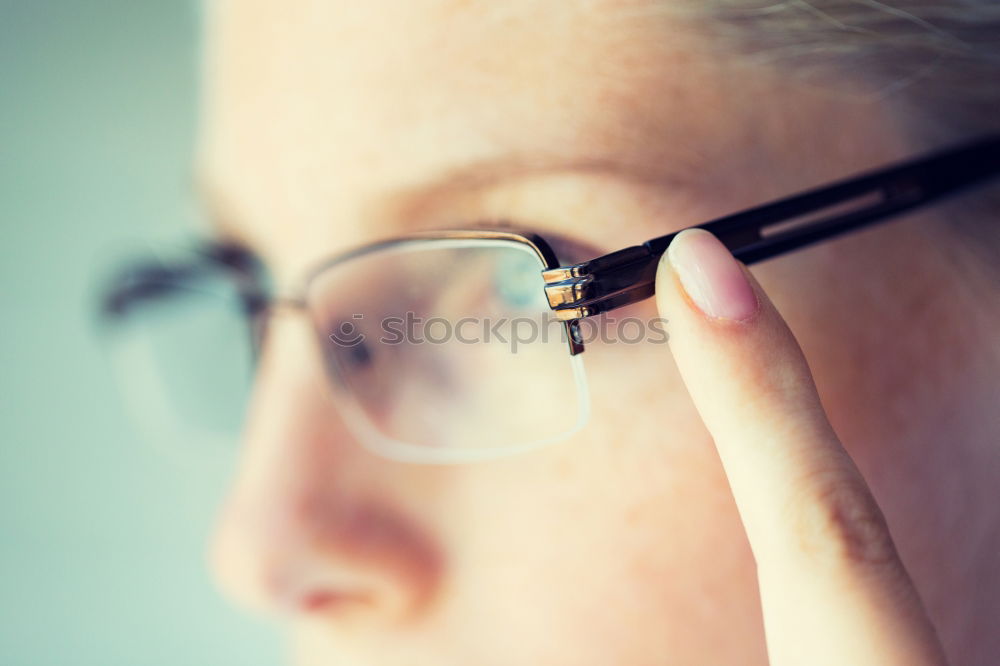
[199, 1, 1000, 664]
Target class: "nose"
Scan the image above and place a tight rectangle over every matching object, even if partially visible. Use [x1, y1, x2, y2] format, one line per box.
[211, 314, 441, 622]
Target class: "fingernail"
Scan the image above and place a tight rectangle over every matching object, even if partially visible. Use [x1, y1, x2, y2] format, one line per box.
[666, 229, 758, 321]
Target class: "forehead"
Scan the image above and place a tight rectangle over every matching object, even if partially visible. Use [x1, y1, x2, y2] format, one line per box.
[198, 0, 743, 269]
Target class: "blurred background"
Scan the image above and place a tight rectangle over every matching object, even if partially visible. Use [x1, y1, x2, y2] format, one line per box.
[1, 2, 282, 664]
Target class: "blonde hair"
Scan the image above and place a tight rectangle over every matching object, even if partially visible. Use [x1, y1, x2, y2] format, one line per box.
[663, 1, 1000, 141]
[646, 0, 1000, 262]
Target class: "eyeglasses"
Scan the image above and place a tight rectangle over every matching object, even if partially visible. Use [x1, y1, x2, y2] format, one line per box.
[98, 136, 1000, 463]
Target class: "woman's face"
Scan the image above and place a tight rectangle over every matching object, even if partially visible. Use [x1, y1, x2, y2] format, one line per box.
[200, 2, 935, 664]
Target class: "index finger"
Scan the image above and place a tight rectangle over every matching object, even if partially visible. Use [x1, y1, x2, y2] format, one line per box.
[655, 229, 947, 666]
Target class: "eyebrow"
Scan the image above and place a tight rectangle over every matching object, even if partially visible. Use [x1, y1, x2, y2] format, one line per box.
[366, 149, 706, 241]
[408, 150, 704, 193]
[198, 147, 705, 260]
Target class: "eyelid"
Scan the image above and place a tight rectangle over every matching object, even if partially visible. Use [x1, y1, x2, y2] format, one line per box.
[531, 229, 606, 266]
[441, 218, 606, 266]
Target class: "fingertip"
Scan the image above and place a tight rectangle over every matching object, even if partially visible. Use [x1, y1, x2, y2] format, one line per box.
[659, 229, 759, 322]
[653, 228, 823, 441]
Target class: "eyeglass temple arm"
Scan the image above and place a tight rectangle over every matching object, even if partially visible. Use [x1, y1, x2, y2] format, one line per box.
[543, 135, 1000, 320]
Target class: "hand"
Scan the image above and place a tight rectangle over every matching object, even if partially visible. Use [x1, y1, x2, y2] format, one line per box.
[655, 229, 948, 666]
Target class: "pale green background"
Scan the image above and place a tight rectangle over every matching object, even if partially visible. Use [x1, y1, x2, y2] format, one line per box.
[1, 2, 282, 664]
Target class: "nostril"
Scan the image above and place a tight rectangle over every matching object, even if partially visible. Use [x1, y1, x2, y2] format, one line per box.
[300, 590, 337, 612]
[212, 489, 442, 623]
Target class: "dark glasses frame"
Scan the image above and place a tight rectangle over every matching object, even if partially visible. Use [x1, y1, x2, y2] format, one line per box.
[541, 135, 1000, 325]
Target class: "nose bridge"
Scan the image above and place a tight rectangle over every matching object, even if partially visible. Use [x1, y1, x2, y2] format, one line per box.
[247, 293, 309, 358]
[236, 311, 341, 488]
[212, 314, 441, 621]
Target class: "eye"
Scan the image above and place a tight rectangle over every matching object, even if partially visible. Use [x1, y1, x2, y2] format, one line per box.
[343, 335, 374, 368]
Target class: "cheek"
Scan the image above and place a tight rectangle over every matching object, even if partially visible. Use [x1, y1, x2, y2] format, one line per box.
[578, 299, 701, 459]
[425, 343, 762, 660]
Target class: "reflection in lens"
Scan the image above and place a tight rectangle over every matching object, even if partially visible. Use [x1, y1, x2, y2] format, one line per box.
[307, 238, 588, 462]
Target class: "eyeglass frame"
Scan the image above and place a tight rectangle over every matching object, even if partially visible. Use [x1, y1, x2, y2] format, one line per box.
[99, 135, 1000, 460]
[103, 134, 1000, 350]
